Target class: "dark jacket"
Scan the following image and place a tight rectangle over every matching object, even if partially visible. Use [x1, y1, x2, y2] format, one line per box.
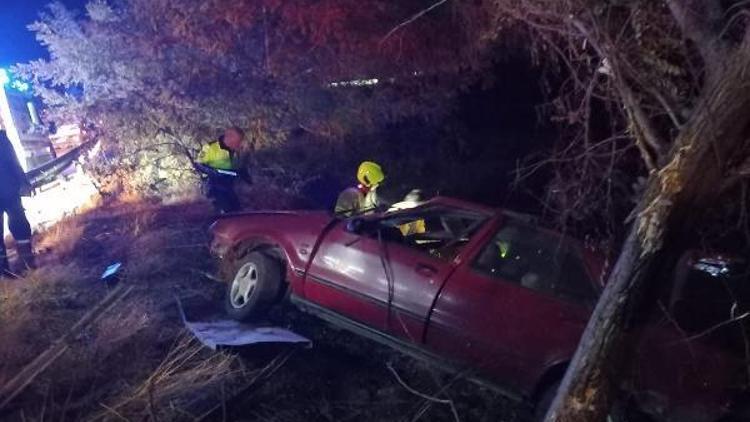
[0, 130, 27, 200]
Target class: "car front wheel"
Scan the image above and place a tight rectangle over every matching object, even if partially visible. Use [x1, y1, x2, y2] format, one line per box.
[224, 252, 282, 321]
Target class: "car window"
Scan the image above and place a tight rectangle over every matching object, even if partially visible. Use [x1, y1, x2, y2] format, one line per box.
[670, 257, 750, 333]
[373, 206, 487, 260]
[473, 221, 596, 304]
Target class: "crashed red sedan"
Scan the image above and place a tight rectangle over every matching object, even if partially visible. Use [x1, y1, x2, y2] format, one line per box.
[209, 197, 747, 421]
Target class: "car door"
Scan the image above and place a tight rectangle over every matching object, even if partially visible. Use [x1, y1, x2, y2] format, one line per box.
[426, 219, 597, 393]
[374, 207, 488, 342]
[303, 219, 391, 330]
[304, 206, 488, 340]
[629, 254, 746, 420]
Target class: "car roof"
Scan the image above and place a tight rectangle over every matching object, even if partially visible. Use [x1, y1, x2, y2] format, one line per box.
[421, 196, 496, 216]
[410, 196, 608, 284]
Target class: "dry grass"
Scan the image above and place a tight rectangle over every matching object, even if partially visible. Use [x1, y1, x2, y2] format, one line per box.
[0, 199, 225, 421]
[90, 299, 152, 355]
[0, 263, 89, 383]
[90, 333, 244, 421]
[35, 216, 87, 263]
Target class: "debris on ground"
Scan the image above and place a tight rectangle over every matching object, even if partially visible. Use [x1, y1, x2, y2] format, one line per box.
[178, 296, 312, 350]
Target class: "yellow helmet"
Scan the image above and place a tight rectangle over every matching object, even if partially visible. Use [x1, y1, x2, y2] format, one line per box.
[357, 161, 385, 188]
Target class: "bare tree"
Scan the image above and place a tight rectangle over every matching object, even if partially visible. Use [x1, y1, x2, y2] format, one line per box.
[481, 0, 750, 420]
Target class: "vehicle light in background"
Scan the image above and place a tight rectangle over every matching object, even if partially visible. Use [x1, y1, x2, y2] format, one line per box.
[329, 78, 379, 88]
[0, 71, 26, 171]
[13, 81, 30, 92]
[692, 257, 731, 278]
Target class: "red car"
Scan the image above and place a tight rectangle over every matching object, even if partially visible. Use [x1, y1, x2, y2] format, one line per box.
[209, 197, 747, 421]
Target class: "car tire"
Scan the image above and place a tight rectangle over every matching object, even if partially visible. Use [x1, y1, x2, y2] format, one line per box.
[224, 252, 283, 321]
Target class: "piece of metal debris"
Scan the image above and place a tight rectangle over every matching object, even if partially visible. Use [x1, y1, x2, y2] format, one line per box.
[184, 319, 312, 350]
[177, 297, 312, 350]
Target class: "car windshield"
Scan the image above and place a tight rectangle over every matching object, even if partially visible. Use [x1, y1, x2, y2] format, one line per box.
[374, 205, 488, 260]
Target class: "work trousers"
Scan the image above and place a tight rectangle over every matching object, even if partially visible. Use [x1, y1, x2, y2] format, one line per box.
[0, 195, 32, 264]
[204, 177, 241, 213]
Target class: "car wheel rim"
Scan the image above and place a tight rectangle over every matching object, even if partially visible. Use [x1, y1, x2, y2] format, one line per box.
[230, 262, 259, 309]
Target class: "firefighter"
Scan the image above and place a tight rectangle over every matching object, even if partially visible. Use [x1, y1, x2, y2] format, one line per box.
[335, 161, 386, 216]
[195, 127, 252, 213]
[0, 129, 35, 277]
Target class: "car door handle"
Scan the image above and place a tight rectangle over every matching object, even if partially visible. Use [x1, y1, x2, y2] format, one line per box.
[415, 263, 437, 276]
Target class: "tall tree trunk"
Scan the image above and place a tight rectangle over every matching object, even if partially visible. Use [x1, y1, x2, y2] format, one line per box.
[545, 48, 750, 421]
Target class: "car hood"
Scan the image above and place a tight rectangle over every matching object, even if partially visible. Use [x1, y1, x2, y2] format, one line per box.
[210, 210, 337, 265]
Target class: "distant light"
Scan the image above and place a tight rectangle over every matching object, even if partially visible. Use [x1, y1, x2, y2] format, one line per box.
[329, 78, 380, 88]
[0, 69, 9, 86]
[12, 81, 29, 92]
[0, 84, 26, 170]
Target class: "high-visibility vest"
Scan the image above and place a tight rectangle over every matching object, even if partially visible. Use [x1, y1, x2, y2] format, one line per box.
[197, 141, 233, 170]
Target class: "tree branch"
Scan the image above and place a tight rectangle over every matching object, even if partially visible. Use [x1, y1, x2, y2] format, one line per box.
[666, 0, 726, 63]
[569, 17, 666, 164]
[380, 0, 450, 45]
[646, 87, 684, 129]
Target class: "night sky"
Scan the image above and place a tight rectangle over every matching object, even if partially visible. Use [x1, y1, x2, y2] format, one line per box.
[0, 0, 88, 67]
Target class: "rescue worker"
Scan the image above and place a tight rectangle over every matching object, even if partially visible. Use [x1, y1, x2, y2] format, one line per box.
[388, 189, 424, 212]
[0, 129, 35, 277]
[389, 189, 426, 236]
[195, 127, 252, 213]
[335, 161, 385, 216]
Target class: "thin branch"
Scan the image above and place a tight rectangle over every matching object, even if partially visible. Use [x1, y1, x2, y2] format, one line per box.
[386, 363, 452, 405]
[673, 311, 750, 345]
[646, 87, 684, 129]
[569, 17, 666, 164]
[380, 0, 450, 45]
[665, 0, 727, 64]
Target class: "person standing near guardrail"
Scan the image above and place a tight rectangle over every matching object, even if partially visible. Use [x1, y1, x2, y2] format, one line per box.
[194, 127, 252, 213]
[0, 129, 35, 277]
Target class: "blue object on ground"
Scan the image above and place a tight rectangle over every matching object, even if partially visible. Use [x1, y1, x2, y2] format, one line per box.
[101, 262, 122, 280]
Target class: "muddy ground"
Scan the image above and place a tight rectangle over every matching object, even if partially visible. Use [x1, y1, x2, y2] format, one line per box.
[0, 196, 526, 422]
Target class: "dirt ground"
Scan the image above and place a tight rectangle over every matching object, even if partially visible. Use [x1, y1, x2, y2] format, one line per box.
[0, 195, 526, 422]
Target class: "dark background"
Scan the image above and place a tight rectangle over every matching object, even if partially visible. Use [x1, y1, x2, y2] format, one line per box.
[0, 0, 87, 66]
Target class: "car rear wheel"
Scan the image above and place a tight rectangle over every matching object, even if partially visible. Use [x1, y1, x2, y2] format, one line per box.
[224, 252, 282, 321]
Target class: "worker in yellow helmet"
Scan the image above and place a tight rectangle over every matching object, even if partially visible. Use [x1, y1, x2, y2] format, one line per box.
[195, 127, 252, 213]
[335, 161, 386, 216]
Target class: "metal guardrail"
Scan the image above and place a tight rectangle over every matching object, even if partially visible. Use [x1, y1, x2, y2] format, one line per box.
[25, 141, 94, 189]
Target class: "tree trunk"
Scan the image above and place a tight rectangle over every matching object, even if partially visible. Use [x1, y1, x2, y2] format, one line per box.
[544, 49, 750, 421]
